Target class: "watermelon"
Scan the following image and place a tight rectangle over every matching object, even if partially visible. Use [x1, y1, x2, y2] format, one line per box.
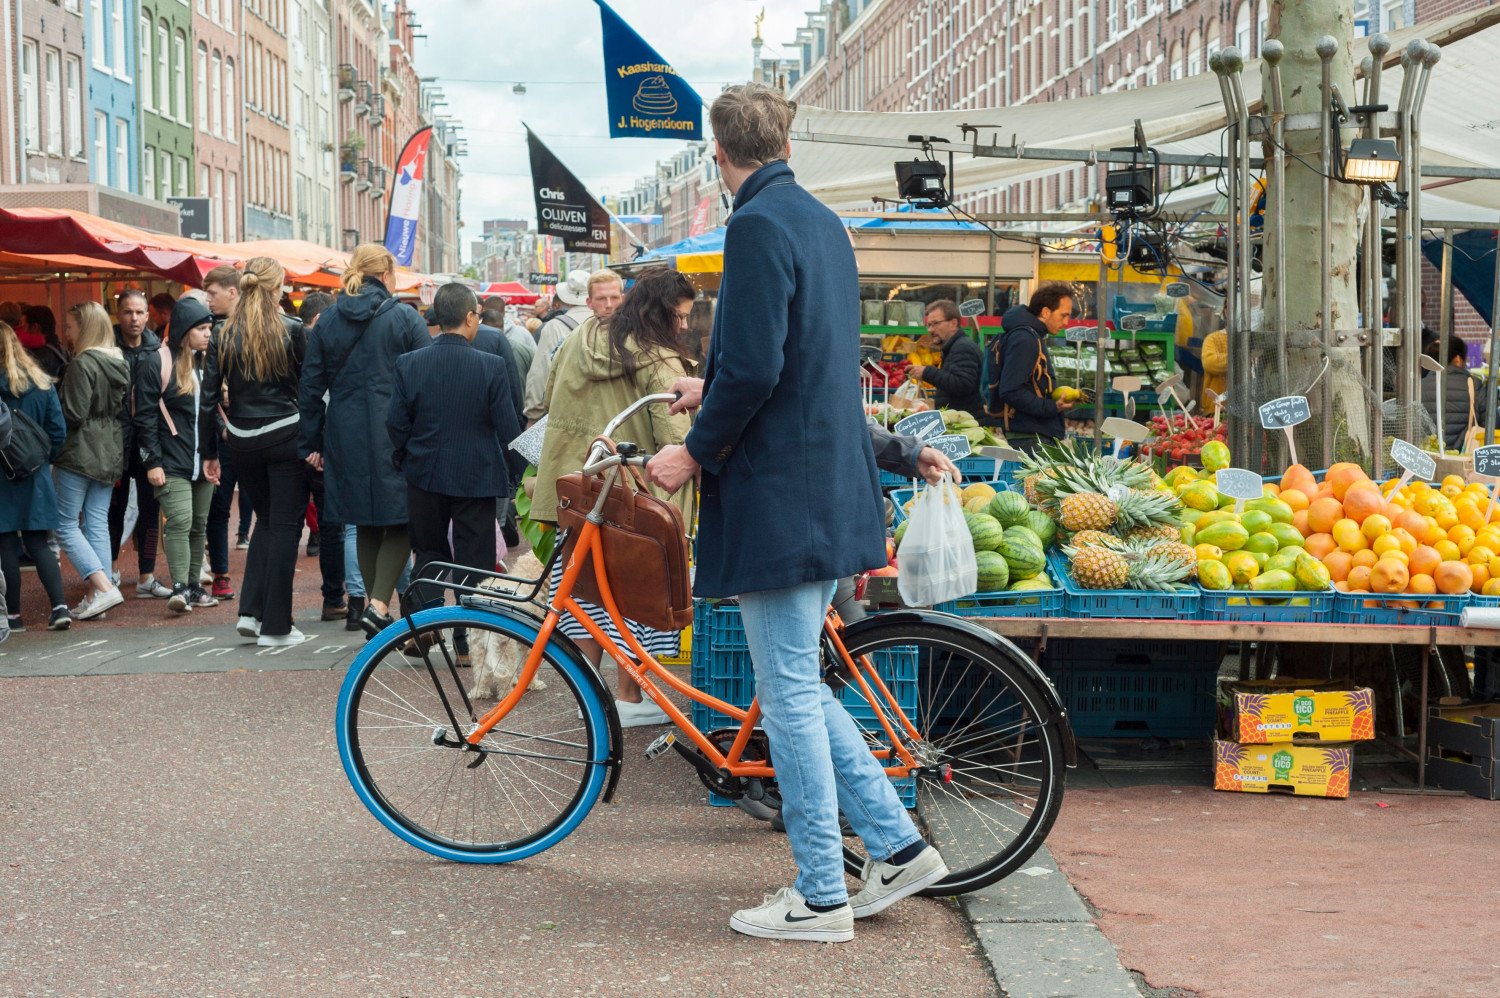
[1022, 510, 1056, 546]
[967, 514, 1005, 552]
[975, 550, 1010, 591]
[998, 535, 1045, 580]
[988, 490, 1030, 527]
[1003, 525, 1045, 552]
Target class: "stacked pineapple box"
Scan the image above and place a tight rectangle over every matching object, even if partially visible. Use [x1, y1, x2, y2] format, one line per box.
[1213, 678, 1375, 799]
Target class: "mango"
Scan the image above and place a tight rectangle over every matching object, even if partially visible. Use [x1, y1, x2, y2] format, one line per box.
[1196, 520, 1250, 551]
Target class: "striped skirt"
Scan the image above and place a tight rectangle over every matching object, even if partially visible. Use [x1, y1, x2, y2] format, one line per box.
[548, 557, 682, 660]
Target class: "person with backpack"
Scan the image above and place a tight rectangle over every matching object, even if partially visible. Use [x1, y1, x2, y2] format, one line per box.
[135, 297, 220, 614]
[298, 243, 428, 637]
[52, 302, 132, 621]
[106, 289, 171, 599]
[0, 320, 71, 632]
[18, 306, 71, 382]
[202, 258, 308, 647]
[987, 283, 1080, 454]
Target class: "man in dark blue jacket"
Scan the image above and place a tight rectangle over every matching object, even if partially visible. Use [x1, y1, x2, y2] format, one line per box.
[647, 84, 946, 944]
[388, 284, 519, 606]
[988, 284, 1079, 452]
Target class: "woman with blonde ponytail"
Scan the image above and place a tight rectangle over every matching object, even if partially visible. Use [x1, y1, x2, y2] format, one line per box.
[201, 257, 310, 646]
[299, 242, 428, 637]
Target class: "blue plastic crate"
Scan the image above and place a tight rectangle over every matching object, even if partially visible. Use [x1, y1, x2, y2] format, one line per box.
[880, 453, 1013, 490]
[1046, 550, 1200, 619]
[693, 598, 748, 651]
[936, 577, 1065, 619]
[1197, 585, 1337, 624]
[1332, 590, 1470, 626]
[1045, 663, 1218, 738]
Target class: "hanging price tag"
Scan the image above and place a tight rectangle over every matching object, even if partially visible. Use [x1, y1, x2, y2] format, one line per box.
[1390, 438, 1437, 493]
[1472, 445, 1500, 523]
[894, 410, 946, 441]
[1258, 395, 1312, 467]
[1215, 468, 1265, 516]
[928, 434, 974, 460]
[1100, 417, 1151, 460]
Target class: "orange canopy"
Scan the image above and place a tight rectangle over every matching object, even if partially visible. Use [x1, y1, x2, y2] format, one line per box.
[226, 239, 435, 293]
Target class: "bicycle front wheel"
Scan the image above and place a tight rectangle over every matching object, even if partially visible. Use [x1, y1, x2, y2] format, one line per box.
[836, 617, 1066, 895]
[335, 606, 615, 863]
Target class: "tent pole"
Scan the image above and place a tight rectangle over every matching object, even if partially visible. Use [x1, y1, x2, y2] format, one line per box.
[1488, 219, 1500, 443]
[1094, 246, 1107, 455]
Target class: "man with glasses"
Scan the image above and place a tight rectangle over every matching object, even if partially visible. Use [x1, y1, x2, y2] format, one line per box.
[908, 299, 984, 418]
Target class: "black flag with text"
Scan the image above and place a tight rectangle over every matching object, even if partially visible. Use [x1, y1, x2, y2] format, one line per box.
[526, 126, 611, 254]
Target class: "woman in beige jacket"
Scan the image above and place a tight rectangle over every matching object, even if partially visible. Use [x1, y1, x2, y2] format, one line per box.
[533, 267, 697, 727]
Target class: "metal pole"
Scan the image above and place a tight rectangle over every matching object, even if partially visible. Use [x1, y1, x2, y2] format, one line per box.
[986, 232, 997, 314]
[1317, 37, 1339, 469]
[1367, 35, 1390, 478]
[1395, 43, 1419, 419]
[1488, 216, 1500, 442]
[1212, 53, 1245, 462]
[1094, 245, 1108, 455]
[1411, 44, 1443, 421]
[1265, 41, 1288, 388]
[1439, 228, 1454, 368]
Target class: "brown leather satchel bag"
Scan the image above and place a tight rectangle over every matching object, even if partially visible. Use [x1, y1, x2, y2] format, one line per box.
[553, 438, 693, 633]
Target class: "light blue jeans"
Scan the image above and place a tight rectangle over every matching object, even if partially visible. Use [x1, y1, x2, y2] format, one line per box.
[738, 579, 921, 905]
[53, 467, 114, 582]
[342, 522, 411, 601]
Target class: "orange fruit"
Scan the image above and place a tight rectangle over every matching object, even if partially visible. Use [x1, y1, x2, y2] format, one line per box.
[1459, 504, 1487, 532]
[1333, 519, 1367, 552]
[1442, 474, 1467, 491]
[1484, 577, 1500, 597]
[1422, 522, 1449, 546]
[1281, 465, 1318, 496]
[1471, 563, 1491, 590]
[1343, 483, 1385, 523]
[1279, 488, 1310, 512]
[1435, 539, 1462, 562]
[1396, 510, 1430, 536]
[1435, 561, 1474, 595]
[1407, 573, 1437, 595]
[1327, 464, 1370, 500]
[1394, 528, 1418, 555]
[1372, 534, 1403, 557]
[1303, 532, 1337, 559]
[1335, 580, 1351, 593]
[1322, 549, 1353, 583]
[1379, 549, 1409, 566]
[1441, 483, 1464, 499]
[1415, 492, 1448, 519]
[1292, 510, 1311, 536]
[1352, 549, 1378, 569]
[1347, 565, 1373, 591]
[1468, 545, 1495, 568]
[1436, 505, 1462, 531]
[1370, 559, 1409, 594]
[1307, 497, 1345, 534]
[1262, 483, 1282, 498]
[1409, 545, 1442, 577]
[1360, 514, 1392, 541]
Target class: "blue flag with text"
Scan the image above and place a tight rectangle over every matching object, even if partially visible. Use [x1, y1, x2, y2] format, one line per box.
[596, 0, 702, 140]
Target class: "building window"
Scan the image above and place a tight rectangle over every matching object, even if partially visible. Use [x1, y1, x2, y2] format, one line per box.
[173, 31, 188, 124]
[210, 50, 222, 135]
[143, 147, 155, 200]
[213, 169, 223, 240]
[224, 58, 235, 141]
[139, 12, 153, 110]
[157, 21, 170, 115]
[160, 149, 172, 196]
[45, 49, 62, 155]
[177, 157, 189, 197]
[196, 43, 208, 129]
[1382, 0, 1404, 31]
[20, 41, 38, 152]
[114, 118, 129, 190]
[112, 0, 127, 77]
[94, 113, 108, 181]
[227, 173, 238, 240]
[1235, 3, 1252, 52]
[91, 0, 106, 69]
[66, 57, 84, 156]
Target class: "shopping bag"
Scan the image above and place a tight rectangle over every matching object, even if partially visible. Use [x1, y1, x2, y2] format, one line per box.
[896, 474, 977, 607]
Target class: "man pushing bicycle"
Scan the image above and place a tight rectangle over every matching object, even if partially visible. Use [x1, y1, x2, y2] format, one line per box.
[646, 83, 949, 942]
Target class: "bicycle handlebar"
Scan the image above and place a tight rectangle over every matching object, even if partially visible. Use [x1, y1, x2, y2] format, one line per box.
[583, 393, 680, 470]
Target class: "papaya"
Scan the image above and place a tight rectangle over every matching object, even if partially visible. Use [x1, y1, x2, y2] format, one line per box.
[1240, 510, 1273, 534]
[1198, 560, 1233, 590]
[1196, 520, 1250, 551]
[1197, 509, 1238, 528]
[1180, 481, 1221, 512]
[1245, 497, 1295, 525]
[1293, 551, 1332, 591]
[1249, 569, 1297, 592]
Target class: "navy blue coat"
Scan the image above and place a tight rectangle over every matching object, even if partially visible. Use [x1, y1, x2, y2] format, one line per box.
[686, 162, 886, 598]
[0, 376, 66, 532]
[474, 322, 529, 486]
[299, 278, 429, 525]
[386, 334, 519, 500]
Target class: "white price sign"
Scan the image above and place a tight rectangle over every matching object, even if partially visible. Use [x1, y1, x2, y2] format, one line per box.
[1472, 445, 1500, 522]
[1100, 416, 1151, 459]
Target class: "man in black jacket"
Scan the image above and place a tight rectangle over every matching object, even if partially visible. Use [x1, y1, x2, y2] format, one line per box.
[107, 288, 169, 597]
[908, 299, 983, 416]
[988, 283, 1079, 453]
[390, 284, 520, 608]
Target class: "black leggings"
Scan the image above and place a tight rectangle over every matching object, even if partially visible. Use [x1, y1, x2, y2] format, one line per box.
[1, 531, 66, 619]
[230, 435, 305, 637]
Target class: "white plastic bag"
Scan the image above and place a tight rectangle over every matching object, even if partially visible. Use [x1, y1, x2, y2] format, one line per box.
[896, 474, 977, 607]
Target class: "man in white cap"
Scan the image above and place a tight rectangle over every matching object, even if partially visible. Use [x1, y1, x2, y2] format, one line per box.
[523, 269, 623, 422]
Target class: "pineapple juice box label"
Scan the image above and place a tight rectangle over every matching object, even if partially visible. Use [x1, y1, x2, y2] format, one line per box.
[1220, 680, 1374, 744]
[1212, 740, 1354, 798]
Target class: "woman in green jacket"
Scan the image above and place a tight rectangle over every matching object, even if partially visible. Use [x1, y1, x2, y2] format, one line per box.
[53, 301, 130, 621]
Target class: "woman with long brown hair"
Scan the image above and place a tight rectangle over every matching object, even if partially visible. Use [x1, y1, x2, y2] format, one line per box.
[201, 257, 308, 646]
[51, 301, 132, 621]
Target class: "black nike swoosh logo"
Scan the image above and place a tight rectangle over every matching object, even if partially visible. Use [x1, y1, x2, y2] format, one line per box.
[880, 871, 903, 886]
[784, 913, 819, 923]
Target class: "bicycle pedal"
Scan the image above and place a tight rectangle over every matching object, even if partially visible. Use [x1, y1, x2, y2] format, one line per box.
[644, 732, 676, 760]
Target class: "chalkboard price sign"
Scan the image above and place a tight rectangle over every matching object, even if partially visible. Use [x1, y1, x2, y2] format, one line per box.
[1216, 468, 1264, 514]
[1119, 313, 1148, 332]
[1258, 396, 1312, 429]
[894, 410, 946, 441]
[958, 298, 986, 317]
[1474, 445, 1500, 479]
[1390, 439, 1437, 482]
[1164, 282, 1192, 299]
[928, 433, 973, 460]
[1064, 325, 1099, 344]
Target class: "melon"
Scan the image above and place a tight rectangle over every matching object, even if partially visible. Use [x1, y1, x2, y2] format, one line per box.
[999, 536, 1045, 580]
[1022, 510, 1057, 546]
[975, 550, 1010, 591]
[965, 495, 992, 515]
[967, 514, 1006, 552]
[1003, 525, 1045, 552]
[1008, 575, 1054, 604]
[988, 490, 1031, 527]
[962, 482, 998, 505]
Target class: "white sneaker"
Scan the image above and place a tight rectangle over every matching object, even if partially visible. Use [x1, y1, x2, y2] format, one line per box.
[849, 845, 949, 919]
[236, 616, 261, 638]
[257, 628, 308, 648]
[136, 576, 172, 599]
[614, 698, 670, 728]
[199, 558, 214, 586]
[729, 887, 853, 943]
[72, 587, 124, 621]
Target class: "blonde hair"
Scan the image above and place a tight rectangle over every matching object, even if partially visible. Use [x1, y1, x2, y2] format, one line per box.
[709, 84, 797, 169]
[342, 243, 398, 296]
[0, 321, 54, 394]
[68, 301, 123, 359]
[587, 269, 623, 295]
[171, 330, 205, 398]
[220, 256, 289, 381]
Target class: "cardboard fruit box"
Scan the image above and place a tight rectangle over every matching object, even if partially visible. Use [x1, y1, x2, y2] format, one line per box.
[1212, 740, 1355, 798]
[1424, 703, 1500, 800]
[1218, 678, 1374, 744]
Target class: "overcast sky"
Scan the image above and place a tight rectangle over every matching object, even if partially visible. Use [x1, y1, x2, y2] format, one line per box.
[414, 0, 812, 260]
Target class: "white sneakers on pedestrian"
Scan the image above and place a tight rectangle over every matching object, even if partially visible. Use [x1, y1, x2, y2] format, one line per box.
[614, 698, 670, 728]
[236, 616, 261, 638]
[71, 587, 124, 621]
[136, 576, 172, 599]
[257, 627, 307, 648]
[729, 887, 853, 943]
[200, 558, 214, 586]
[849, 845, 949, 919]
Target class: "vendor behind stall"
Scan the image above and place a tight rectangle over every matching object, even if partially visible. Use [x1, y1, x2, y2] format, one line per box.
[908, 300, 983, 417]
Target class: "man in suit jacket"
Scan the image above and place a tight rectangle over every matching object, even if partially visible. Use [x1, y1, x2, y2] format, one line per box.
[390, 284, 520, 606]
[647, 84, 946, 943]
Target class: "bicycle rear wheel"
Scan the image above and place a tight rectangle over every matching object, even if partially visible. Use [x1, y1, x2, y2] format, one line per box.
[335, 606, 615, 863]
[835, 618, 1066, 895]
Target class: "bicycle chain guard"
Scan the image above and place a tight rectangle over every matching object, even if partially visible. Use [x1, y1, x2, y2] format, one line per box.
[694, 728, 776, 802]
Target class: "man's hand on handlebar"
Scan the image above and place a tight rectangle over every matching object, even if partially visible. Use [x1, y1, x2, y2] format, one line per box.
[668, 377, 705, 415]
[645, 443, 699, 495]
[916, 447, 963, 485]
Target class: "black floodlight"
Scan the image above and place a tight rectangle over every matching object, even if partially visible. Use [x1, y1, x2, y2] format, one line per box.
[895, 159, 949, 207]
[1341, 137, 1401, 184]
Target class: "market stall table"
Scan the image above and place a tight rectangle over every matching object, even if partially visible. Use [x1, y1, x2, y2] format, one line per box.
[971, 616, 1499, 794]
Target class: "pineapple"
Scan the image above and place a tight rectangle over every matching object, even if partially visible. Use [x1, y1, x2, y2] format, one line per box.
[1059, 492, 1116, 532]
[1069, 529, 1123, 549]
[1347, 689, 1375, 740]
[1067, 546, 1129, 589]
[1236, 694, 1270, 742]
[1323, 747, 1353, 797]
[1150, 541, 1198, 576]
[1214, 742, 1245, 790]
[1111, 489, 1183, 531]
[1128, 524, 1181, 543]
